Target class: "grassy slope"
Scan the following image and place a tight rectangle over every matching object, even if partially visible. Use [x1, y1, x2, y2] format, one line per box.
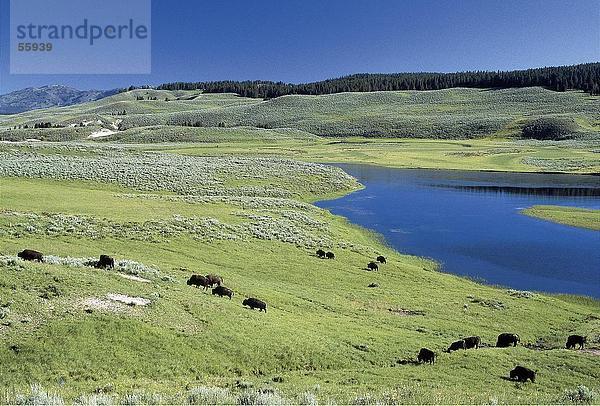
[1, 88, 598, 140]
[160, 137, 600, 174]
[522, 206, 600, 231]
[1, 147, 599, 403]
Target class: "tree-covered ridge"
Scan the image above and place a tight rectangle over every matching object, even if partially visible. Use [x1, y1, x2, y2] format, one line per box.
[157, 63, 600, 98]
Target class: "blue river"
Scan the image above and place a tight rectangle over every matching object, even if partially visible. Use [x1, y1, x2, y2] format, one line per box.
[316, 165, 600, 298]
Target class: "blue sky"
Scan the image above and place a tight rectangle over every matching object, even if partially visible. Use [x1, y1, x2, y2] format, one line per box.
[0, 0, 598, 93]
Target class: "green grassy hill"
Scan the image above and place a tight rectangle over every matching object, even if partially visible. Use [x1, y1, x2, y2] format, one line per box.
[1, 87, 598, 140]
[1, 143, 598, 404]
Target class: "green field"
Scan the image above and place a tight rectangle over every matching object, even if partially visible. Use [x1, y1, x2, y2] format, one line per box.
[1, 87, 599, 140]
[522, 205, 600, 230]
[0, 143, 599, 404]
[0, 88, 599, 404]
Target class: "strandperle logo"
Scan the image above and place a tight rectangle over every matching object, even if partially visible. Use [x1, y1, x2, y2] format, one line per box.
[15, 19, 149, 46]
[10, 0, 151, 74]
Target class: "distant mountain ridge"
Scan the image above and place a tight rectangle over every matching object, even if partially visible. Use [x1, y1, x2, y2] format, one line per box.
[0, 85, 119, 114]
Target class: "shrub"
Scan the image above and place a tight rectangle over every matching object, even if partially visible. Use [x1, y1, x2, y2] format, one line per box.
[560, 385, 597, 404]
[186, 386, 235, 405]
[11, 384, 65, 405]
[237, 389, 288, 405]
[74, 393, 115, 405]
[120, 392, 163, 405]
[522, 117, 577, 140]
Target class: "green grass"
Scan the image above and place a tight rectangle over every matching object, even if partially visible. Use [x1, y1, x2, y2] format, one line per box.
[1, 87, 598, 140]
[522, 205, 600, 230]
[1, 144, 599, 404]
[160, 137, 600, 174]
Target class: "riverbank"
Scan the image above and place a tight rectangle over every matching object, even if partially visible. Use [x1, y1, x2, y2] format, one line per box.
[522, 205, 600, 231]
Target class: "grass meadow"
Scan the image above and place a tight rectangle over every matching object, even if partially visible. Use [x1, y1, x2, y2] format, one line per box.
[0, 88, 598, 403]
[0, 143, 599, 404]
[522, 206, 600, 231]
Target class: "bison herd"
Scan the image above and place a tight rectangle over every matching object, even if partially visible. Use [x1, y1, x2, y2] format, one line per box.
[418, 332, 588, 383]
[187, 273, 266, 312]
[15, 248, 591, 383]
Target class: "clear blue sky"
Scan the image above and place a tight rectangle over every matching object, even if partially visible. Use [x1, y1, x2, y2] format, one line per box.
[0, 0, 598, 93]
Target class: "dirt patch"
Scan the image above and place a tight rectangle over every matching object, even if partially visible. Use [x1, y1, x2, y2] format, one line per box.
[580, 349, 600, 356]
[117, 273, 151, 283]
[80, 297, 127, 312]
[106, 293, 151, 306]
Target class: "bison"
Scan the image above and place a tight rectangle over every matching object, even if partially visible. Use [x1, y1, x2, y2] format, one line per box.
[510, 366, 536, 383]
[446, 339, 466, 353]
[95, 255, 115, 269]
[17, 249, 43, 262]
[367, 262, 379, 271]
[417, 348, 435, 364]
[566, 335, 586, 350]
[376, 255, 386, 264]
[205, 274, 223, 287]
[243, 297, 267, 312]
[325, 252, 335, 260]
[187, 274, 210, 290]
[316, 249, 326, 258]
[463, 336, 481, 349]
[212, 286, 233, 299]
[497, 333, 520, 347]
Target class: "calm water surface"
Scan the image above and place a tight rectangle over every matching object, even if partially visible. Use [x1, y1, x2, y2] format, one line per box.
[316, 165, 600, 298]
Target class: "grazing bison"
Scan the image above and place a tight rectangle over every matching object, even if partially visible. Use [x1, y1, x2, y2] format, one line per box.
[566, 335, 586, 350]
[367, 262, 379, 271]
[325, 252, 335, 260]
[187, 274, 210, 290]
[417, 348, 435, 364]
[376, 255, 386, 264]
[446, 340, 466, 353]
[316, 249, 326, 258]
[510, 366, 536, 383]
[243, 297, 267, 312]
[497, 333, 520, 347]
[463, 336, 481, 349]
[212, 286, 233, 299]
[17, 249, 43, 262]
[95, 255, 115, 269]
[205, 274, 223, 287]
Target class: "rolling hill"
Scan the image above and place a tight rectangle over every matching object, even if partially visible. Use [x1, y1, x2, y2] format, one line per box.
[0, 87, 598, 140]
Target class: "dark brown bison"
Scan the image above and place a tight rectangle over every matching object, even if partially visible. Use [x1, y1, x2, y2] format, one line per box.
[17, 249, 43, 262]
[367, 262, 379, 271]
[417, 348, 435, 364]
[376, 255, 386, 264]
[446, 339, 466, 353]
[463, 336, 481, 349]
[205, 274, 223, 287]
[316, 249, 326, 258]
[325, 252, 335, 260]
[212, 286, 233, 299]
[243, 297, 267, 312]
[95, 255, 115, 269]
[566, 335, 586, 350]
[187, 274, 210, 290]
[510, 366, 536, 383]
[497, 333, 520, 347]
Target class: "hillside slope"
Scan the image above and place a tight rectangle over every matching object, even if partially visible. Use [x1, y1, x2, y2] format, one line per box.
[0, 87, 598, 139]
[0, 143, 598, 403]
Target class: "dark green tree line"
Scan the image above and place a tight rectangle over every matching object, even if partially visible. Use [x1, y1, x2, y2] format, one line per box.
[156, 63, 600, 98]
